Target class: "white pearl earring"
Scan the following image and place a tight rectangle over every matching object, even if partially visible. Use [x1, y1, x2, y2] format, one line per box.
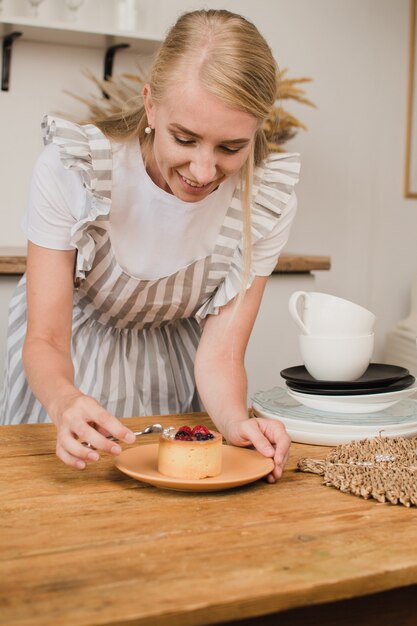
[145, 126, 152, 135]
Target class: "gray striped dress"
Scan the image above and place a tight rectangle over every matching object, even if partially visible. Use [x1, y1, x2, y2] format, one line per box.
[0, 116, 300, 424]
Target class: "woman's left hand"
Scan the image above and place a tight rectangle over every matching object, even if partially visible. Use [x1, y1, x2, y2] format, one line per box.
[223, 417, 291, 483]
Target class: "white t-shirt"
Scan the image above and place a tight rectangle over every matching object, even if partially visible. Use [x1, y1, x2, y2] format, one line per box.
[23, 138, 297, 278]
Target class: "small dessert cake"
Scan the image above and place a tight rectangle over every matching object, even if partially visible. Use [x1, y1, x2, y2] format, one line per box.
[158, 425, 222, 479]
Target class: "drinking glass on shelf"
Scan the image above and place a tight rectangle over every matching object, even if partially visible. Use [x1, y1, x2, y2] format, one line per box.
[26, 0, 45, 18]
[65, 0, 84, 21]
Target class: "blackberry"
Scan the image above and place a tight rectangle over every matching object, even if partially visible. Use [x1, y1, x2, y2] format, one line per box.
[195, 432, 214, 441]
[175, 431, 193, 440]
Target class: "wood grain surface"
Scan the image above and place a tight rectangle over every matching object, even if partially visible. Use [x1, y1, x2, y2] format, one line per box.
[0, 247, 330, 275]
[1, 413, 415, 626]
[0, 246, 27, 274]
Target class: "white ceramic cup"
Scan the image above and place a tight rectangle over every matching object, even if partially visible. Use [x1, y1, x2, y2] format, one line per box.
[299, 333, 375, 381]
[289, 291, 376, 336]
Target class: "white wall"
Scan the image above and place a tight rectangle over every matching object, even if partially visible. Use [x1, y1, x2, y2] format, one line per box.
[0, 0, 416, 393]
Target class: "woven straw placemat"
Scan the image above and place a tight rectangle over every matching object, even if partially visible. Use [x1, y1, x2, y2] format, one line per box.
[298, 436, 417, 507]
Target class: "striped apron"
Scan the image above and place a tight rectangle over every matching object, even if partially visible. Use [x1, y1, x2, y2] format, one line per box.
[0, 117, 300, 424]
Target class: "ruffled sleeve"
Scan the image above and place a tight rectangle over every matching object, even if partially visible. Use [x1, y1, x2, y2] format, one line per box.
[195, 152, 300, 324]
[251, 151, 300, 239]
[41, 115, 113, 281]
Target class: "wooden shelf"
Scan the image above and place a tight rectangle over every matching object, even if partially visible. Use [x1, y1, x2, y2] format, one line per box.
[0, 247, 27, 275]
[0, 247, 330, 276]
[273, 254, 331, 274]
[0, 15, 162, 54]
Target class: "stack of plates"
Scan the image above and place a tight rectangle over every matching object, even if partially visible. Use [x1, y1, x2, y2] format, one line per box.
[251, 364, 417, 445]
[280, 363, 416, 414]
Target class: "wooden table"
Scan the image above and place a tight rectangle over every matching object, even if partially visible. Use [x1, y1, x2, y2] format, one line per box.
[1, 414, 416, 626]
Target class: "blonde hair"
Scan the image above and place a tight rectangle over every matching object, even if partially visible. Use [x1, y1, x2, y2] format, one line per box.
[95, 10, 278, 304]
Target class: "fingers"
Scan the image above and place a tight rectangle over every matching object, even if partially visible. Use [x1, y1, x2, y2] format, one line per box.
[268, 421, 291, 480]
[226, 417, 291, 482]
[56, 424, 123, 470]
[77, 421, 124, 454]
[245, 424, 275, 458]
[90, 406, 136, 445]
[268, 447, 290, 482]
[56, 440, 98, 470]
[54, 394, 136, 470]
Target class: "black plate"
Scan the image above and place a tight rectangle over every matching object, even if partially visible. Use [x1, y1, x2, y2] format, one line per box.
[285, 374, 415, 396]
[280, 363, 410, 389]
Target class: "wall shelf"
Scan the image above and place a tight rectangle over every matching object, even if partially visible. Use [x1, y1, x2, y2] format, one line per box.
[0, 15, 162, 54]
[0, 248, 331, 276]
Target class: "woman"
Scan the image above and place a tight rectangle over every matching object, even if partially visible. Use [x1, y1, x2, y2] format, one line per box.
[1, 9, 300, 482]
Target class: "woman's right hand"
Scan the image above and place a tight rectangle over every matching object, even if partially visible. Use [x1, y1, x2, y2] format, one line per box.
[22, 245, 136, 470]
[50, 391, 136, 469]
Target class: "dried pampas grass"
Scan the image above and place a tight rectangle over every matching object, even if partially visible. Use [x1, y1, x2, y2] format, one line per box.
[266, 68, 316, 151]
[66, 66, 316, 150]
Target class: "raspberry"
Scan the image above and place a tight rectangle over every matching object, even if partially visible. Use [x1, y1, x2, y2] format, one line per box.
[177, 425, 192, 434]
[191, 425, 210, 436]
[174, 425, 212, 441]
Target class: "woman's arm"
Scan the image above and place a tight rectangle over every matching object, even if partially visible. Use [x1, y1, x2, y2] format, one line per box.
[195, 276, 290, 482]
[23, 242, 135, 468]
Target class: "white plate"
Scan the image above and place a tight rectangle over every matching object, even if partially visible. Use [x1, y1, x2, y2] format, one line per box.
[253, 403, 417, 445]
[252, 387, 417, 425]
[251, 387, 417, 446]
[281, 426, 417, 446]
[286, 385, 417, 414]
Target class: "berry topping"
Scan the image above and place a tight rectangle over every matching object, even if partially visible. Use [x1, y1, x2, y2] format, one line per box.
[195, 432, 214, 441]
[191, 425, 210, 436]
[172, 424, 214, 441]
[177, 425, 192, 434]
[174, 431, 193, 441]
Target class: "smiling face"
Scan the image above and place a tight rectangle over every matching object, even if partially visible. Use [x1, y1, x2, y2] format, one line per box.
[142, 76, 259, 202]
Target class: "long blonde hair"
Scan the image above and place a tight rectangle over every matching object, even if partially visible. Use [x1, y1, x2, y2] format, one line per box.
[95, 10, 278, 300]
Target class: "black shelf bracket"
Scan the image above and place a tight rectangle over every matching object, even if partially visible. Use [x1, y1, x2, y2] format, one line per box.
[103, 42, 130, 97]
[2, 31, 23, 92]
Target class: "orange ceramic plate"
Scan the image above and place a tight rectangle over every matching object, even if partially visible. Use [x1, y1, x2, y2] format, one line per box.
[114, 443, 274, 492]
